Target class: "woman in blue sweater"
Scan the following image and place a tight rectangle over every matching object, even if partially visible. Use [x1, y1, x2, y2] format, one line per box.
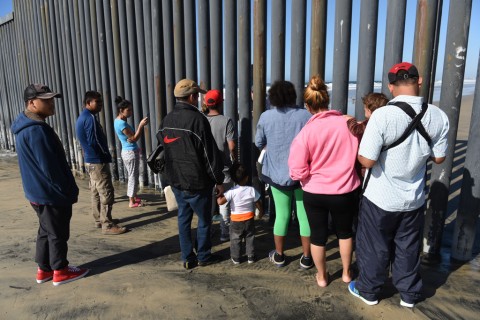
[255, 81, 312, 269]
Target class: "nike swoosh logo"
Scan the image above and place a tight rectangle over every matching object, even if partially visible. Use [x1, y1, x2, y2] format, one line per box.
[163, 136, 180, 144]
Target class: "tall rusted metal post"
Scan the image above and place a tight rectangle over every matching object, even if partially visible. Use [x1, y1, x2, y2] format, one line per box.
[162, 0, 175, 113]
[238, 0, 252, 174]
[104, 0, 121, 180]
[143, 0, 155, 186]
[110, 0, 125, 181]
[309, 0, 327, 80]
[423, 0, 473, 264]
[331, 0, 352, 113]
[210, 0, 223, 91]
[95, 0, 117, 178]
[413, 0, 442, 103]
[173, 0, 185, 82]
[290, 0, 307, 107]
[381, 0, 406, 96]
[451, 51, 480, 261]
[152, 0, 166, 127]
[184, 0, 197, 81]
[197, 0, 210, 89]
[355, 0, 378, 120]
[270, 0, 285, 83]
[253, 0, 266, 134]
[224, 0, 236, 126]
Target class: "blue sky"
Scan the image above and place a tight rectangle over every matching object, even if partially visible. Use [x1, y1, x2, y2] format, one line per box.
[1, 0, 478, 82]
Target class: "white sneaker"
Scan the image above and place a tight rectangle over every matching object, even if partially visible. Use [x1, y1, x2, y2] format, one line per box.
[400, 299, 415, 308]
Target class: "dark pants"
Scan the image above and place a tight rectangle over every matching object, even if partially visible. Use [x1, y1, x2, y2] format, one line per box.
[31, 203, 72, 271]
[303, 190, 357, 246]
[171, 187, 213, 263]
[356, 197, 423, 304]
[230, 218, 255, 259]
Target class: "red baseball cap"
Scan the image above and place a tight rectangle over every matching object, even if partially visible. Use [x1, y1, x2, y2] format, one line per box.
[204, 89, 223, 107]
[388, 62, 419, 84]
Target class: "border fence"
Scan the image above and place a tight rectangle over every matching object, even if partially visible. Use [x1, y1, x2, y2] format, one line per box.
[0, 0, 479, 263]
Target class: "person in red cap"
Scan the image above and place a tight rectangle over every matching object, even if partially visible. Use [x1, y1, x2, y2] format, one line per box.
[11, 84, 89, 286]
[202, 89, 237, 242]
[348, 63, 449, 308]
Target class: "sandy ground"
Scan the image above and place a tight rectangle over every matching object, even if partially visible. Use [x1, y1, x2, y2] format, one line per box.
[0, 96, 479, 320]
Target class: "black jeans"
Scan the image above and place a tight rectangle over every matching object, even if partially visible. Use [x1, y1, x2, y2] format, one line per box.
[31, 203, 72, 271]
[230, 218, 255, 259]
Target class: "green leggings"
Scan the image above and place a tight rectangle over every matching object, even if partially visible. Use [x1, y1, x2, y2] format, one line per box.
[271, 186, 310, 237]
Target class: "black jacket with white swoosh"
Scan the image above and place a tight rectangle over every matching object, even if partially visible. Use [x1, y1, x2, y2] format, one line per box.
[158, 101, 225, 191]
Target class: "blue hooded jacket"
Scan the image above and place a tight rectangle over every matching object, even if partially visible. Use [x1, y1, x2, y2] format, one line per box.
[11, 112, 79, 206]
[75, 108, 112, 163]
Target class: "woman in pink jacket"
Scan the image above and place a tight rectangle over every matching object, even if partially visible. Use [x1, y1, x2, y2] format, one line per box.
[288, 75, 360, 287]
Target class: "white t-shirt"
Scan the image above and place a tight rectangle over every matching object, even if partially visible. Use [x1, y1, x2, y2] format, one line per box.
[224, 185, 260, 221]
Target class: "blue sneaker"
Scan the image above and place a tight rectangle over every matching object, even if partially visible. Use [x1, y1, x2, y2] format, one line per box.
[269, 250, 285, 267]
[348, 281, 378, 306]
[299, 254, 314, 270]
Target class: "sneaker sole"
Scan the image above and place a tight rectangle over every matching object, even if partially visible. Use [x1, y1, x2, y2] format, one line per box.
[36, 276, 53, 284]
[231, 258, 240, 265]
[183, 260, 197, 269]
[348, 283, 378, 306]
[52, 269, 89, 286]
[299, 261, 314, 270]
[400, 300, 415, 308]
[269, 251, 285, 267]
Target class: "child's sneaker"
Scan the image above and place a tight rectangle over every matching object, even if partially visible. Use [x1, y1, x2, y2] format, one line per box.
[269, 250, 285, 267]
[299, 254, 314, 270]
[247, 255, 255, 264]
[231, 257, 240, 265]
[36, 268, 53, 284]
[52, 266, 89, 286]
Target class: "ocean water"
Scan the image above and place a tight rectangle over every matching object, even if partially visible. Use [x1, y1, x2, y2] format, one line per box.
[340, 80, 477, 116]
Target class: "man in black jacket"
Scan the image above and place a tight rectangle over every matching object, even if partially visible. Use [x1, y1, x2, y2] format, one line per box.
[158, 79, 225, 269]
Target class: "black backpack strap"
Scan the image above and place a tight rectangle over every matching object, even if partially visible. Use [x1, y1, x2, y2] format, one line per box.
[382, 102, 431, 151]
[362, 101, 431, 194]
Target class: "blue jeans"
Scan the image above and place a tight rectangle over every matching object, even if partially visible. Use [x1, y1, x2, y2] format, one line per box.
[171, 187, 213, 262]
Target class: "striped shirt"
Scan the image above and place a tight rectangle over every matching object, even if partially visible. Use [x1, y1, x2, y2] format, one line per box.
[359, 95, 449, 211]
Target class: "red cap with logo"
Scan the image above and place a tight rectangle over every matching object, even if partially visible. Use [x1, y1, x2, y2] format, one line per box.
[388, 62, 419, 84]
[204, 90, 223, 107]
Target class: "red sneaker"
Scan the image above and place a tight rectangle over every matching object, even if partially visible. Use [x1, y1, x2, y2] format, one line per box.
[52, 266, 89, 286]
[36, 268, 53, 284]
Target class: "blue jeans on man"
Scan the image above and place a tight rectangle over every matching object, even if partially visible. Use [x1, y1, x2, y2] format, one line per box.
[171, 187, 213, 263]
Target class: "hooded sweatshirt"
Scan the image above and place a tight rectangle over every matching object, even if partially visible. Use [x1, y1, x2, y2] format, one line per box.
[11, 112, 79, 206]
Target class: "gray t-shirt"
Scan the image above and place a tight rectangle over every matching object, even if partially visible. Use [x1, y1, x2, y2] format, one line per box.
[207, 114, 236, 169]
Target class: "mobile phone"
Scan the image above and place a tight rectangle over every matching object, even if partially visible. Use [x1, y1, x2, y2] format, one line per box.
[146, 113, 150, 118]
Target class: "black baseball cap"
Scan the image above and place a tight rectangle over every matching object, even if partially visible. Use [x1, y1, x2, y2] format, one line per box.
[24, 84, 62, 102]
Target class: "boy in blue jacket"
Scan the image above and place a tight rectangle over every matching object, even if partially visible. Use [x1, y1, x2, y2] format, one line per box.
[11, 84, 89, 286]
